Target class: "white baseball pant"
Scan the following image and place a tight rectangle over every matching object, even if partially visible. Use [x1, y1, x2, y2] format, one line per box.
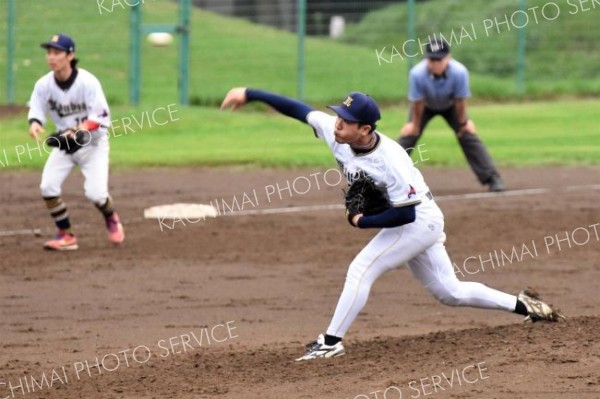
[326, 203, 517, 338]
[40, 136, 110, 205]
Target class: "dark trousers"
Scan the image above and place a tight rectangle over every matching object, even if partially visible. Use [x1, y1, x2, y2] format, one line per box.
[400, 106, 499, 185]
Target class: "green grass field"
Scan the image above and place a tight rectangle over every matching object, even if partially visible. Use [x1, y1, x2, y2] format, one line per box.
[1, 99, 598, 171]
[1, 0, 599, 107]
[1, 1, 597, 172]
[0, 0, 409, 107]
[343, 0, 600, 90]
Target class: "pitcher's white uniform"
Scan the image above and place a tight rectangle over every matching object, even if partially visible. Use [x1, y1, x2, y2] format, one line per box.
[307, 110, 517, 338]
[221, 87, 562, 361]
[28, 68, 111, 204]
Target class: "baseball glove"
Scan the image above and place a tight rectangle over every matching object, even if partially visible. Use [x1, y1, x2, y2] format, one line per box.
[344, 174, 391, 226]
[46, 129, 91, 154]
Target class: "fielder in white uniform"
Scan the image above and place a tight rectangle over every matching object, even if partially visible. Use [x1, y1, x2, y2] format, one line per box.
[28, 34, 124, 250]
[220, 88, 563, 361]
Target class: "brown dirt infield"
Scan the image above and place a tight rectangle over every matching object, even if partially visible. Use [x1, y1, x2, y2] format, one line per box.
[1, 166, 599, 399]
[0, 105, 28, 120]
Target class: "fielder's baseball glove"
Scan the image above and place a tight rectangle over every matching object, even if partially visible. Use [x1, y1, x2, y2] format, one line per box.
[46, 129, 91, 154]
[344, 174, 391, 226]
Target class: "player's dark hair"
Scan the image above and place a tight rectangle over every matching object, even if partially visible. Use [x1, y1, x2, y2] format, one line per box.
[70, 57, 79, 69]
[359, 123, 376, 134]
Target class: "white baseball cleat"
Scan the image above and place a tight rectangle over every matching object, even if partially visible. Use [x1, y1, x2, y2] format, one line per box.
[518, 289, 565, 322]
[295, 334, 345, 361]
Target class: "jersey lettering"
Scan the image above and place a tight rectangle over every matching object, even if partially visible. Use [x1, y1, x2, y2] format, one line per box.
[47, 99, 87, 118]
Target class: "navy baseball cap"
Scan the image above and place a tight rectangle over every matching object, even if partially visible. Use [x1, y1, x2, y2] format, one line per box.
[328, 92, 381, 127]
[425, 38, 450, 59]
[40, 34, 75, 53]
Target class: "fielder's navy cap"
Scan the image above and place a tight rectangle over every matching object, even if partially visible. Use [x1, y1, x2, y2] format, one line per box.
[328, 92, 381, 127]
[40, 34, 75, 53]
[425, 38, 450, 59]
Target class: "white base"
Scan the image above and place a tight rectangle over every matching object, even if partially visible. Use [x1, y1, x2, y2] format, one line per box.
[143, 203, 218, 220]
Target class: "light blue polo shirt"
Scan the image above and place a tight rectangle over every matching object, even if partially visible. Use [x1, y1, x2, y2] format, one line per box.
[408, 59, 470, 111]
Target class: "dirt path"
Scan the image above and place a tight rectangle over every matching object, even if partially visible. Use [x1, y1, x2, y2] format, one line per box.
[1, 166, 599, 398]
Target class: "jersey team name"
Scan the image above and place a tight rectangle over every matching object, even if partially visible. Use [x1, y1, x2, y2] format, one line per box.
[47, 99, 87, 118]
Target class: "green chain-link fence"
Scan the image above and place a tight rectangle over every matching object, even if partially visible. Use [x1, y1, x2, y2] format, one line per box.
[2, 0, 598, 107]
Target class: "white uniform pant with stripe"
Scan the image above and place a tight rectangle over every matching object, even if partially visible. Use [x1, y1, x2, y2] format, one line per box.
[326, 208, 517, 338]
[39, 135, 110, 205]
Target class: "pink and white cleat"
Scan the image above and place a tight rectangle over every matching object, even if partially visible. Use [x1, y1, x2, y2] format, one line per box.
[106, 213, 125, 245]
[43, 230, 78, 251]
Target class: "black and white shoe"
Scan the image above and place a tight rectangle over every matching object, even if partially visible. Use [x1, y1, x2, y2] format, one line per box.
[295, 334, 345, 361]
[518, 289, 565, 322]
[488, 175, 506, 192]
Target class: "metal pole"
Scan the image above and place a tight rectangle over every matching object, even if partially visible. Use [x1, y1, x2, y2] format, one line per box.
[296, 0, 306, 100]
[516, 0, 527, 95]
[407, 0, 416, 71]
[7, 0, 16, 104]
[130, 3, 142, 105]
[178, 0, 190, 106]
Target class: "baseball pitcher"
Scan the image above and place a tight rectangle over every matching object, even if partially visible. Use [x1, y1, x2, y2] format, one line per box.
[221, 88, 563, 361]
[28, 34, 124, 250]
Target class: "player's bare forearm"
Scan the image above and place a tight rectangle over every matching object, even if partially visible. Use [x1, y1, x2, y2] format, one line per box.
[411, 101, 425, 131]
[455, 99, 476, 133]
[455, 99, 468, 125]
[401, 101, 425, 136]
